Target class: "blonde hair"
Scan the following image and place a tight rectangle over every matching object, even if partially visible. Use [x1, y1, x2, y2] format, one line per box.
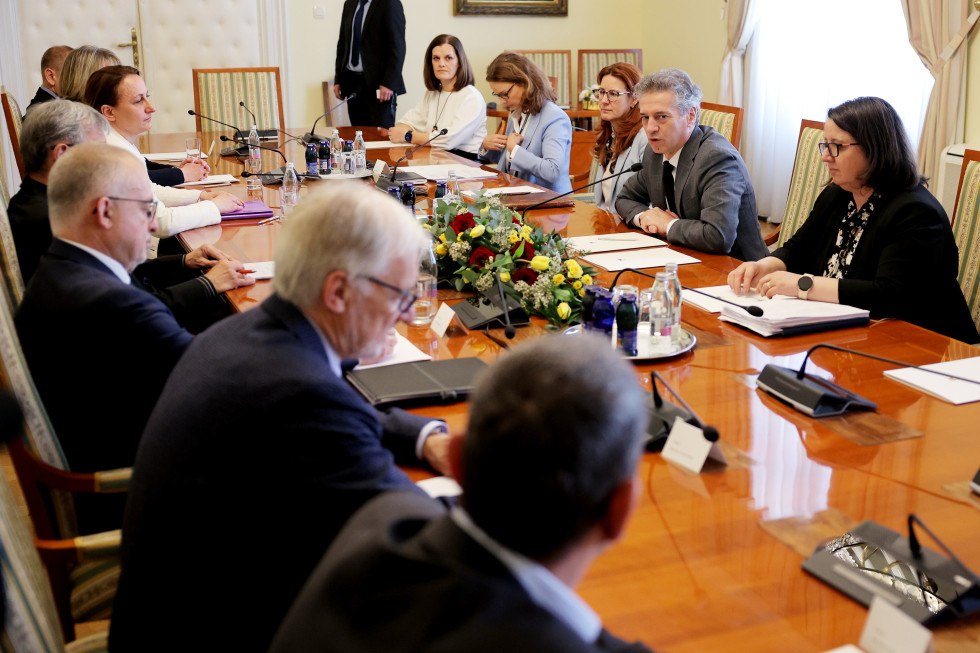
[58, 46, 121, 102]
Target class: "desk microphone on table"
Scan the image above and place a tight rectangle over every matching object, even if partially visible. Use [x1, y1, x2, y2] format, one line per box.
[607, 267, 763, 317]
[219, 135, 288, 166]
[189, 109, 247, 156]
[302, 93, 357, 143]
[376, 128, 448, 189]
[646, 370, 718, 451]
[519, 161, 643, 221]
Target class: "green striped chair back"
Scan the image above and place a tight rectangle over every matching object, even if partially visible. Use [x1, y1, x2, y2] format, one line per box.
[952, 153, 980, 332]
[776, 120, 829, 249]
[0, 140, 10, 208]
[699, 109, 734, 143]
[192, 68, 284, 132]
[516, 51, 571, 106]
[577, 49, 642, 107]
[0, 201, 25, 311]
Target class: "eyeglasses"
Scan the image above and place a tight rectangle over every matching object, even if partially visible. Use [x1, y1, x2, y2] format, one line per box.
[99, 196, 157, 221]
[492, 84, 516, 100]
[818, 142, 860, 157]
[361, 275, 419, 313]
[591, 89, 633, 102]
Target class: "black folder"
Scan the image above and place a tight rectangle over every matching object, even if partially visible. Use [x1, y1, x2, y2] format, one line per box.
[346, 358, 488, 408]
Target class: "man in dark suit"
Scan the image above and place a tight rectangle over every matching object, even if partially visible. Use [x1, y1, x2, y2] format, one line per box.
[24, 45, 72, 114]
[334, 0, 406, 127]
[10, 100, 252, 330]
[109, 183, 452, 653]
[269, 335, 656, 653]
[616, 68, 768, 262]
[15, 143, 195, 533]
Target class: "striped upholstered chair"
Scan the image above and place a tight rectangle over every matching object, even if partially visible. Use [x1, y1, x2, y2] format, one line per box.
[951, 149, 980, 332]
[0, 201, 25, 312]
[0, 87, 25, 179]
[0, 278, 127, 640]
[577, 49, 642, 109]
[516, 50, 572, 107]
[770, 119, 829, 248]
[0, 137, 10, 209]
[191, 67, 285, 132]
[698, 102, 744, 149]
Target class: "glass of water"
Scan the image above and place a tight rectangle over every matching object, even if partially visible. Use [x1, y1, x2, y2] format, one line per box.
[184, 137, 201, 161]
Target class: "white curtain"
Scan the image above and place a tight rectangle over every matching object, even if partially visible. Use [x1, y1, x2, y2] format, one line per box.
[742, 0, 934, 223]
[902, 0, 980, 183]
[718, 0, 759, 106]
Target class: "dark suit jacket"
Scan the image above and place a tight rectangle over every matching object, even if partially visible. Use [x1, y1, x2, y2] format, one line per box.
[145, 159, 185, 186]
[334, 0, 406, 96]
[270, 491, 655, 653]
[772, 183, 979, 343]
[109, 293, 435, 653]
[14, 240, 192, 532]
[616, 125, 768, 262]
[24, 87, 57, 115]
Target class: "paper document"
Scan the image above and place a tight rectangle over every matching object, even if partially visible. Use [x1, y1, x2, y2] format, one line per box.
[242, 261, 275, 280]
[416, 476, 462, 498]
[364, 140, 399, 149]
[145, 152, 209, 161]
[399, 164, 497, 181]
[581, 248, 700, 271]
[681, 285, 743, 313]
[883, 356, 980, 405]
[710, 287, 869, 337]
[177, 174, 238, 187]
[566, 233, 667, 254]
[462, 186, 538, 198]
[354, 333, 432, 370]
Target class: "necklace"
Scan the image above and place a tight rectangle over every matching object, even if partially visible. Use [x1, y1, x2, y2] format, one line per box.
[432, 89, 454, 131]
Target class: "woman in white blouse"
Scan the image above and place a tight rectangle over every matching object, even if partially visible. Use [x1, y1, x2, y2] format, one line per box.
[85, 65, 243, 238]
[387, 35, 487, 160]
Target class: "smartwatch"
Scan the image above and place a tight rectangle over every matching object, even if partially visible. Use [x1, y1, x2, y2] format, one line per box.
[797, 274, 814, 300]
[405, 130, 413, 143]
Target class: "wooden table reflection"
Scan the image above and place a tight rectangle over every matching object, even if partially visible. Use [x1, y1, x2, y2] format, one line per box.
[141, 127, 980, 653]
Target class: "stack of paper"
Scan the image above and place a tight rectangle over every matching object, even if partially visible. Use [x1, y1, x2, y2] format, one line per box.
[565, 233, 667, 254]
[708, 286, 869, 336]
[399, 164, 497, 181]
[177, 174, 239, 187]
[884, 357, 980, 404]
[580, 248, 700, 272]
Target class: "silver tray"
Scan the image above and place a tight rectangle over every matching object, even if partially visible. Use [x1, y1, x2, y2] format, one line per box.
[561, 326, 697, 361]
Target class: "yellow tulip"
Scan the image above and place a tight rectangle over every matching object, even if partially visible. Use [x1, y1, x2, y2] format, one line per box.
[435, 244, 448, 256]
[439, 233, 447, 243]
[579, 289, 586, 297]
[565, 260, 584, 279]
[557, 302, 571, 320]
[499, 271, 511, 283]
[552, 273, 565, 285]
[530, 256, 551, 271]
[582, 274, 593, 285]
[508, 232, 520, 244]
[470, 224, 486, 238]
[520, 225, 532, 237]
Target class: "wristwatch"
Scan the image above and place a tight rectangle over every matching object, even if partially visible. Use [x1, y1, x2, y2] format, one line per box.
[797, 274, 814, 300]
[405, 130, 413, 143]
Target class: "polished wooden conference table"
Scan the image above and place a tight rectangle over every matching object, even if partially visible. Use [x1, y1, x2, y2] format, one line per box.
[143, 127, 980, 653]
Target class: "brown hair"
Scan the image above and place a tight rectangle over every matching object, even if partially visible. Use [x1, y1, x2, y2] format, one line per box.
[423, 35, 475, 92]
[58, 46, 121, 101]
[40, 46, 73, 76]
[84, 65, 141, 113]
[485, 51, 555, 115]
[592, 62, 642, 169]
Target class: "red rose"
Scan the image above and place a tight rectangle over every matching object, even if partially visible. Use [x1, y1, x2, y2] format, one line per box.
[469, 246, 495, 267]
[512, 267, 539, 285]
[512, 240, 535, 260]
[512, 216, 522, 225]
[452, 212, 476, 234]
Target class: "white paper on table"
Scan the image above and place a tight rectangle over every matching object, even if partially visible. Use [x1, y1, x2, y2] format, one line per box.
[364, 140, 400, 149]
[416, 476, 462, 498]
[177, 174, 239, 187]
[883, 356, 980, 405]
[565, 233, 667, 254]
[581, 248, 701, 271]
[462, 186, 539, 199]
[399, 164, 497, 181]
[680, 285, 762, 313]
[354, 333, 432, 370]
[243, 261, 275, 280]
[144, 151, 209, 161]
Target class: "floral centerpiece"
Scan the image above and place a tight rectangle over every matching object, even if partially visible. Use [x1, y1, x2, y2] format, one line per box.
[425, 192, 597, 328]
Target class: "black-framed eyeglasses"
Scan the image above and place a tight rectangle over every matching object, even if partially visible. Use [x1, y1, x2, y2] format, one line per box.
[591, 89, 633, 102]
[104, 196, 157, 221]
[818, 142, 860, 157]
[361, 275, 419, 313]
[492, 84, 516, 100]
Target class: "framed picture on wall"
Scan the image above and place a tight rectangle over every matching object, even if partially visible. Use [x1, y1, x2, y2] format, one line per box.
[453, 0, 568, 16]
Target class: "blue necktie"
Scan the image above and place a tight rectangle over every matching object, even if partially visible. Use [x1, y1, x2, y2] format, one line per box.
[350, 0, 368, 68]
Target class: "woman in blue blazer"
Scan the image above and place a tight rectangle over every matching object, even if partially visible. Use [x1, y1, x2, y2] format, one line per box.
[481, 52, 572, 193]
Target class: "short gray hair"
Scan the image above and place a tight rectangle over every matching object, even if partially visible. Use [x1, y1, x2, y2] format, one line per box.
[47, 142, 140, 232]
[20, 100, 108, 174]
[462, 334, 648, 560]
[634, 68, 703, 118]
[273, 183, 428, 310]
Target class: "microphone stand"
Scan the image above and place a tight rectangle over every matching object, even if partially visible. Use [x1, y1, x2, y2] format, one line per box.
[608, 267, 763, 317]
[375, 128, 448, 189]
[519, 161, 644, 222]
[188, 109, 247, 156]
[302, 93, 357, 143]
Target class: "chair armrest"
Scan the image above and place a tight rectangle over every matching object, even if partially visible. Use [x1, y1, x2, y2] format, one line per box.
[36, 529, 121, 566]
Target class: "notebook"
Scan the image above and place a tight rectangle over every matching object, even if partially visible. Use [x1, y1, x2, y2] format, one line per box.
[221, 200, 275, 221]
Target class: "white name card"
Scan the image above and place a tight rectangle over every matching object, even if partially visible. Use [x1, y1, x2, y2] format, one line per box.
[661, 417, 727, 473]
[858, 596, 933, 653]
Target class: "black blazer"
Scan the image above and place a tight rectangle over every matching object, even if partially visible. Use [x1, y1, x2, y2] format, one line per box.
[24, 87, 56, 115]
[772, 183, 979, 343]
[334, 0, 406, 96]
[145, 159, 185, 186]
[270, 491, 656, 653]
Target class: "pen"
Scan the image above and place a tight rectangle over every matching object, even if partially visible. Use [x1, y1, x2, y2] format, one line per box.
[258, 216, 279, 225]
[239, 269, 255, 275]
[207, 140, 215, 159]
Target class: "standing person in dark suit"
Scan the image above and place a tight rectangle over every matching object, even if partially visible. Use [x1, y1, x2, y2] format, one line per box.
[270, 335, 657, 653]
[24, 45, 73, 114]
[616, 68, 768, 262]
[109, 183, 452, 653]
[334, 0, 406, 127]
[14, 143, 194, 534]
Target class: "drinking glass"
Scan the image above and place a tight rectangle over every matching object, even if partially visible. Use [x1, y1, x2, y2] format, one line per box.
[184, 137, 201, 161]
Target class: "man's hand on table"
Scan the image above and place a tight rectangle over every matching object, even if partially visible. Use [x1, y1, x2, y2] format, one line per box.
[422, 429, 452, 476]
[204, 259, 255, 292]
[634, 207, 678, 235]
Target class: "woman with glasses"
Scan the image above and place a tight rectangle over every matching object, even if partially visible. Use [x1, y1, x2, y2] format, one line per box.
[85, 65, 244, 238]
[727, 96, 977, 342]
[387, 35, 486, 159]
[481, 51, 572, 193]
[590, 62, 646, 214]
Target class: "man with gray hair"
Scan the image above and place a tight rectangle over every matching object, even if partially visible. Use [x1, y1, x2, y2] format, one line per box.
[9, 99, 253, 329]
[270, 335, 655, 653]
[616, 68, 767, 261]
[109, 183, 452, 653]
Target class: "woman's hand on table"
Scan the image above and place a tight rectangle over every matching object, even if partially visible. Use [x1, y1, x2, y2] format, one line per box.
[727, 257, 786, 295]
[179, 158, 210, 182]
[201, 190, 243, 213]
[388, 124, 410, 144]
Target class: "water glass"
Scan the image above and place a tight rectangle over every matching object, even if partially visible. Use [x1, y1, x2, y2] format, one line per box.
[279, 186, 298, 220]
[412, 273, 438, 325]
[184, 137, 201, 161]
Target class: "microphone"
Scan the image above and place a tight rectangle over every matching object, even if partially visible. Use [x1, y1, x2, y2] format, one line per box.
[189, 109, 248, 156]
[646, 370, 719, 451]
[239, 100, 258, 127]
[220, 135, 287, 166]
[520, 162, 643, 221]
[607, 267, 763, 317]
[495, 269, 515, 339]
[276, 128, 306, 146]
[302, 93, 357, 143]
[376, 129, 448, 189]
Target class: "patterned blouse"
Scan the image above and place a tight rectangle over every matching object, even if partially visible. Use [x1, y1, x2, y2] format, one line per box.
[823, 192, 881, 278]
